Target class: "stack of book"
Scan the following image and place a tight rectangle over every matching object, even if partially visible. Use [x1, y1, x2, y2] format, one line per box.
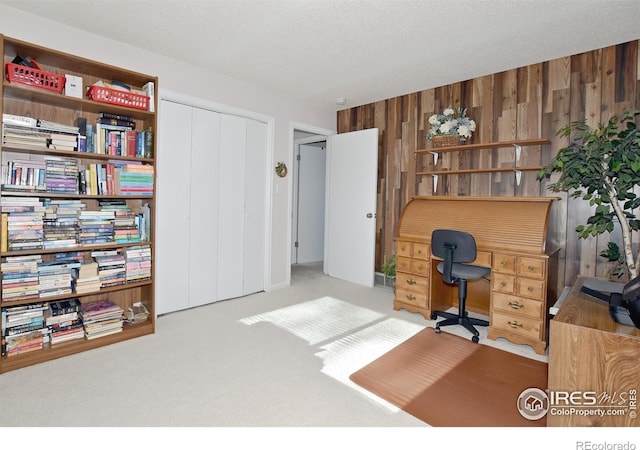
[125, 245, 151, 283]
[1, 303, 49, 357]
[77, 210, 115, 245]
[2, 123, 50, 148]
[1, 197, 45, 252]
[47, 132, 78, 151]
[42, 199, 84, 249]
[74, 261, 100, 294]
[80, 299, 124, 340]
[113, 162, 154, 196]
[100, 200, 140, 244]
[1, 255, 42, 301]
[44, 156, 79, 194]
[94, 252, 126, 287]
[46, 298, 84, 345]
[5, 209, 45, 251]
[37, 259, 81, 298]
[2, 114, 79, 148]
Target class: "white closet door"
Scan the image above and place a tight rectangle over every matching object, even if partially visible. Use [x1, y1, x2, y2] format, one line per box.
[188, 108, 221, 307]
[156, 100, 193, 314]
[217, 115, 247, 300]
[243, 119, 267, 295]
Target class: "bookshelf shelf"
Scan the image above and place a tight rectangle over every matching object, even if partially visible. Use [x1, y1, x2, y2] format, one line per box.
[1, 34, 158, 373]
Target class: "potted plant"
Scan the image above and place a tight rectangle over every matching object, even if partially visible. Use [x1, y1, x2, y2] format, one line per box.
[427, 107, 476, 147]
[537, 109, 640, 279]
[381, 254, 396, 289]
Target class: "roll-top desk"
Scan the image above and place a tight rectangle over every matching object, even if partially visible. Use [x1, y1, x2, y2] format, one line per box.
[393, 196, 558, 354]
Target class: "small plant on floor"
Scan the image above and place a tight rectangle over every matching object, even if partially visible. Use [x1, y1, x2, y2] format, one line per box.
[382, 255, 396, 287]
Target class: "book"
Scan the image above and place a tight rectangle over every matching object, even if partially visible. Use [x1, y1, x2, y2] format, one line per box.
[142, 81, 155, 113]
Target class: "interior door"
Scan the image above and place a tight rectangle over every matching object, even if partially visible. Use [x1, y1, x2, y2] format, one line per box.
[324, 128, 379, 287]
[295, 143, 326, 264]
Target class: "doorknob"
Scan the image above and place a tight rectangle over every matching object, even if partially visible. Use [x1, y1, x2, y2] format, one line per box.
[366, 213, 376, 218]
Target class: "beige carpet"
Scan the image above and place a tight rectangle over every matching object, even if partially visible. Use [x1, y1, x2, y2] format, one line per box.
[349, 328, 548, 427]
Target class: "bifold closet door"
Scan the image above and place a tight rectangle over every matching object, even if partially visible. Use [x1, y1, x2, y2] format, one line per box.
[156, 100, 193, 314]
[216, 116, 267, 300]
[243, 119, 267, 295]
[156, 101, 221, 314]
[217, 115, 246, 300]
[187, 108, 221, 308]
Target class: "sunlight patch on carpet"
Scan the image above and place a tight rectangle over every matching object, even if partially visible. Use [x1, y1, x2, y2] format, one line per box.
[315, 317, 425, 411]
[239, 296, 386, 345]
[240, 296, 427, 412]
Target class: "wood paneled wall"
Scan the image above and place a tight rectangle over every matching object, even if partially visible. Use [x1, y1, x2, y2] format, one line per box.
[337, 40, 640, 291]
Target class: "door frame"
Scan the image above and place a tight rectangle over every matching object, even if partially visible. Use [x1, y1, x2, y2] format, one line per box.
[292, 136, 327, 265]
[287, 122, 334, 286]
[159, 88, 275, 291]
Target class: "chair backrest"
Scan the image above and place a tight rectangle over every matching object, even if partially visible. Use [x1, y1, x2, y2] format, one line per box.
[431, 229, 477, 263]
[431, 229, 478, 284]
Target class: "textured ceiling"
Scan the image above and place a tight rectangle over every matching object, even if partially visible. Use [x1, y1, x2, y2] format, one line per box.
[3, 0, 640, 110]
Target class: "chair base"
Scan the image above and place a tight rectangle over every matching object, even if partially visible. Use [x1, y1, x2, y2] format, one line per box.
[430, 310, 489, 343]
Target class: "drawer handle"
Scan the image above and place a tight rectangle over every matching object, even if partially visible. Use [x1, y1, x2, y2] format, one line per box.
[507, 320, 523, 329]
[527, 286, 534, 292]
[406, 278, 417, 285]
[500, 261, 507, 267]
[508, 301, 523, 310]
[500, 281, 507, 287]
[528, 265, 534, 271]
[406, 294, 415, 301]
[416, 249, 422, 255]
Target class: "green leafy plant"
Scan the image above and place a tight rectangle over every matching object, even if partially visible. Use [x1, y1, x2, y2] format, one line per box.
[381, 254, 396, 278]
[537, 109, 640, 278]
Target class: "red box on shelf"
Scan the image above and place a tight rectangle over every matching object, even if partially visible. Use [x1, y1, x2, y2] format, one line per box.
[86, 85, 150, 111]
[5, 63, 65, 93]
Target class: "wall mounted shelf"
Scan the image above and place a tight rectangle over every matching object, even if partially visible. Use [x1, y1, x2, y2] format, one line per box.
[415, 138, 550, 191]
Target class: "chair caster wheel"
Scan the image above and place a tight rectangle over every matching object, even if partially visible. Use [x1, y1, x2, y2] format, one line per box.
[430, 313, 437, 320]
[435, 327, 441, 334]
[472, 335, 479, 343]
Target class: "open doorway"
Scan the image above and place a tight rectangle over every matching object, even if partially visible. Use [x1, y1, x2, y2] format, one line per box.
[291, 134, 327, 266]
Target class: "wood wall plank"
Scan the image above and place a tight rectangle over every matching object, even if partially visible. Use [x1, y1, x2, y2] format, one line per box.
[337, 40, 640, 290]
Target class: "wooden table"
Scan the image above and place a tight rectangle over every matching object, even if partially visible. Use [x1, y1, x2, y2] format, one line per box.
[547, 276, 640, 426]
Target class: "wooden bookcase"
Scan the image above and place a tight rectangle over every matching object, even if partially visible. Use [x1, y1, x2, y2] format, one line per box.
[0, 35, 157, 373]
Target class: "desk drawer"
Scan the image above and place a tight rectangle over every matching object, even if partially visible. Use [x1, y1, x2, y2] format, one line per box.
[397, 240, 412, 257]
[397, 256, 412, 273]
[493, 254, 516, 274]
[411, 259, 430, 276]
[492, 292, 543, 319]
[518, 257, 546, 279]
[492, 273, 515, 294]
[413, 243, 430, 260]
[517, 277, 545, 301]
[395, 288, 427, 308]
[473, 251, 492, 268]
[492, 311, 542, 340]
[396, 272, 428, 292]
[396, 240, 430, 260]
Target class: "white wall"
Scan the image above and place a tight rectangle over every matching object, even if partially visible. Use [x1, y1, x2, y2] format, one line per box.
[0, 5, 336, 290]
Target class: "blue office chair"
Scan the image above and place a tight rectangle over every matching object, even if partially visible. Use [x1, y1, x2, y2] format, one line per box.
[430, 229, 490, 343]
